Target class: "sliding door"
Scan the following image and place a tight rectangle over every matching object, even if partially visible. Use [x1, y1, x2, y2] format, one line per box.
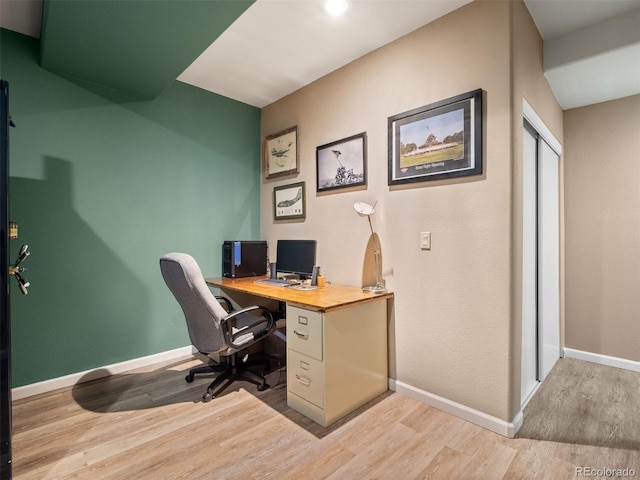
[521, 110, 561, 406]
[537, 138, 560, 381]
[521, 123, 538, 404]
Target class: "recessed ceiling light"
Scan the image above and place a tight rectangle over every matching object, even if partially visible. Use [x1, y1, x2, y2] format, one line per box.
[323, 0, 350, 16]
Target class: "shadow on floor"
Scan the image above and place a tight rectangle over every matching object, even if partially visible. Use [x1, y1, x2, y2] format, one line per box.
[70, 353, 392, 439]
[71, 355, 286, 412]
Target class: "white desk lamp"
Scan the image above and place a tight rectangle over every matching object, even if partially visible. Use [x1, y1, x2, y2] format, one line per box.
[354, 201, 386, 294]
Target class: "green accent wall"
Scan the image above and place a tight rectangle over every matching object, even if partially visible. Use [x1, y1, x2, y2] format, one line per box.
[40, 0, 254, 99]
[1, 29, 262, 387]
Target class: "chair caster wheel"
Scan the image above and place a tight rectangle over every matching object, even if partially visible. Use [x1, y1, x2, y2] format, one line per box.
[185, 374, 194, 383]
[257, 383, 269, 392]
[202, 392, 212, 402]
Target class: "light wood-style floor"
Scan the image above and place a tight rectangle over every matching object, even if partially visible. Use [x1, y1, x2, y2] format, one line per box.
[11, 356, 639, 479]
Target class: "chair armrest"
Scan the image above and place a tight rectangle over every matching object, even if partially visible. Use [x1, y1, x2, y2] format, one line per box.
[220, 305, 275, 350]
[215, 296, 234, 313]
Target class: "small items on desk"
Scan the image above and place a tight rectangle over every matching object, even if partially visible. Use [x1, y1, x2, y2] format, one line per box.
[254, 277, 300, 287]
[207, 276, 393, 313]
[310, 265, 325, 287]
[291, 284, 318, 291]
[258, 265, 326, 290]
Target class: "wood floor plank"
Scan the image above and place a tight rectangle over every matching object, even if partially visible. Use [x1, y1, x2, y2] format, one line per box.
[502, 439, 559, 479]
[416, 445, 474, 479]
[11, 355, 640, 479]
[81, 391, 271, 479]
[543, 455, 578, 480]
[326, 422, 417, 479]
[459, 439, 519, 479]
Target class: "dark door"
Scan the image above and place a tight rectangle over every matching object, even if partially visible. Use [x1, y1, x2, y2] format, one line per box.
[1, 79, 12, 479]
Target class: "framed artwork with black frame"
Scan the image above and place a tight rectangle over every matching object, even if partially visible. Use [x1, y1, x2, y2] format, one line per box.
[388, 89, 483, 186]
[316, 132, 367, 192]
[264, 126, 299, 178]
[273, 181, 305, 220]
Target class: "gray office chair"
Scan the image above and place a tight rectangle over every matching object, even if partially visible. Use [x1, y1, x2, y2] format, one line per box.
[160, 252, 276, 402]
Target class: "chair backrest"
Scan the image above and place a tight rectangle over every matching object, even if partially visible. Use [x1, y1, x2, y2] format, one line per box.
[159, 252, 230, 354]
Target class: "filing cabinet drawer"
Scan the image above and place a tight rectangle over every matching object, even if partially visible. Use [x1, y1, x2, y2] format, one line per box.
[288, 350, 324, 408]
[287, 305, 323, 361]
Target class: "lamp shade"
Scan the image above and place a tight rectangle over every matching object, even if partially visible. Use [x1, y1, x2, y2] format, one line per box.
[353, 201, 375, 216]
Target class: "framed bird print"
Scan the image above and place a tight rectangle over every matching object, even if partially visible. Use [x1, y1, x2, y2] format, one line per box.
[316, 132, 367, 192]
[265, 126, 299, 178]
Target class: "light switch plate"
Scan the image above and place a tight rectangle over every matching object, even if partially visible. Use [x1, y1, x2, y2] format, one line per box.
[420, 231, 431, 250]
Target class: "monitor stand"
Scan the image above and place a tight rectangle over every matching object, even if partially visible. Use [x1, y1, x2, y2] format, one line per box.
[281, 274, 300, 281]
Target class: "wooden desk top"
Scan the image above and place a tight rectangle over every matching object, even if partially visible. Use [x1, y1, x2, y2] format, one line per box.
[206, 276, 393, 312]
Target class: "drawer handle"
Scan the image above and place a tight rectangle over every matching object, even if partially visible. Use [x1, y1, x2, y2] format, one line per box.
[293, 330, 308, 339]
[296, 375, 311, 387]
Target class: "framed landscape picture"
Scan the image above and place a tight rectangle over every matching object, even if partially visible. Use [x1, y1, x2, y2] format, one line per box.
[264, 126, 299, 178]
[316, 132, 367, 192]
[388, 89, 483, 185]
[273, 182, 306, 220]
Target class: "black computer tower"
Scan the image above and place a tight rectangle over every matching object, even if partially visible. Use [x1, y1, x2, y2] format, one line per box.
[222, 241, 268, 278]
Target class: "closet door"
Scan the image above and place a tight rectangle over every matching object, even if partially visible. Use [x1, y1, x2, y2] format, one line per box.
[521, 124, 538, 404]
[537, 138, 560, 381]
[521, 115, 561, 405]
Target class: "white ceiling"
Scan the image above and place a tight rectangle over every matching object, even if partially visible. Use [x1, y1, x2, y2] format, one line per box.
[177, 0, 472, 108]
[525, 0, 640, 38]
[526, 0, 640, 109]
[1, 0, 639, 110]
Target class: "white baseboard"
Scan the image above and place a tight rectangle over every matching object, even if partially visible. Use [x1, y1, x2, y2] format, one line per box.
[563, 348, 640, 373]
[12, 346, 196, 401]
[389, 379, 521, 438]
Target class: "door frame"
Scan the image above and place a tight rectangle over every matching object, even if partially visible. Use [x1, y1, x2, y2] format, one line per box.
[523, 100, 562, 155]
[1, 79, 12, 479]
[520, 99, 562, 407]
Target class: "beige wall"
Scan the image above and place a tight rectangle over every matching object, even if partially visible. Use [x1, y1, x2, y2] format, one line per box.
[262, 0, 515, 422]
[564, 94, 640, 362]
[509, 0, 564, 418]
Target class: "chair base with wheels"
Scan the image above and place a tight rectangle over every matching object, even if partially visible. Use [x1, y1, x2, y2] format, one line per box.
[186, 352, 272, 402]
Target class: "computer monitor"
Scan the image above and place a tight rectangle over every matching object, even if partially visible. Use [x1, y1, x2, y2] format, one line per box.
[276, 240, 317, 278]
